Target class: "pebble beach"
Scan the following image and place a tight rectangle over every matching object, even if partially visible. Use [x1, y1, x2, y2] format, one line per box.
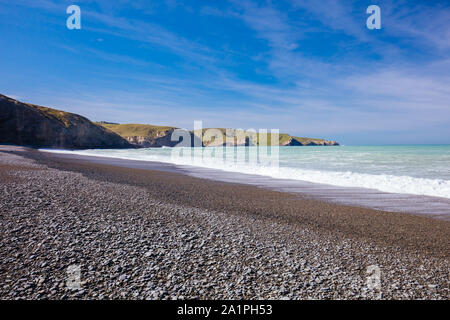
[0, 146, 448, 299]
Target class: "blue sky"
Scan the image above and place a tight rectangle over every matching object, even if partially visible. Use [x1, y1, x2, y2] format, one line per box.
[0, 0, 449, 144]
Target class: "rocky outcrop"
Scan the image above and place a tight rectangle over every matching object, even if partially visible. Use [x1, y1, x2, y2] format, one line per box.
[124, 128, 178, 147]
[0, 94, 132, 149]
[305, 140, 339, 146]
[282, 137, 339, 146]
[200, 128, 255, 147]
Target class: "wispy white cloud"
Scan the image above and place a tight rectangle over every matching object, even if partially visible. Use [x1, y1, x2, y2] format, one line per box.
[290, 0, 367, 40]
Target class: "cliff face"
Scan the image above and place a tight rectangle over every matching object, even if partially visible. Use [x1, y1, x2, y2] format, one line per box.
[96, 123, 204, 147]
[96, 123, 180, 147]
[0, 95, 132, 149]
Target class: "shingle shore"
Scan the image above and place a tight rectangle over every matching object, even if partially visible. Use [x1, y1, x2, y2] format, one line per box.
[0, 148, 448, 299]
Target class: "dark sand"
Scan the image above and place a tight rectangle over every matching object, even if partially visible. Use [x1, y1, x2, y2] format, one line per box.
[0, 146, 448, 299]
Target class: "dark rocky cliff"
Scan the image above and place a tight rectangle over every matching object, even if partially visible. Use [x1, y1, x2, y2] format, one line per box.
[0, 95, 132, 149]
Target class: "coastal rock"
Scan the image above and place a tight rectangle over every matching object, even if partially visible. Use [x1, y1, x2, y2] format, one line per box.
[281, 136, 339, 146]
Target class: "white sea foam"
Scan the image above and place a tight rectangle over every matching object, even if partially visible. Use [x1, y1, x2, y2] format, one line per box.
[42, 146, 450, 199]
